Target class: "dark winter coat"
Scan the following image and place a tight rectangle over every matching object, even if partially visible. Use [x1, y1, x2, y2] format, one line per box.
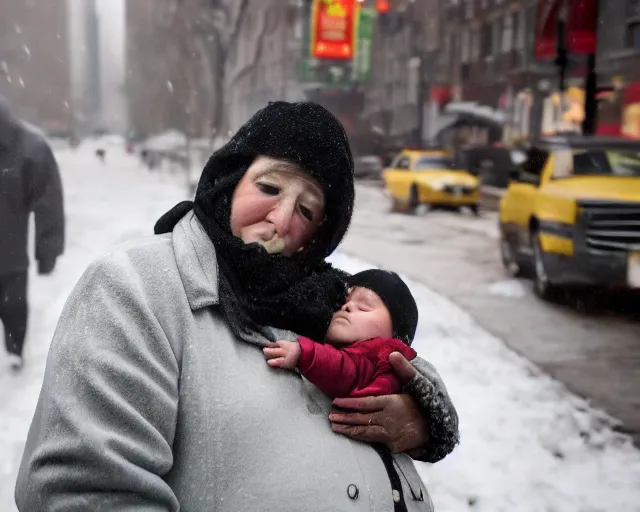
[298, 335, 418, 398]
[0, 101, 64, 275]
[16, 212, 459, 511]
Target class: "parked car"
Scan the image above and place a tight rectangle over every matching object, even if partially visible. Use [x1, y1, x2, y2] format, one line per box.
[499, 135, 640, 299]
[354, 155, 384, 181]
[456, 144, 526, 189]
[383, 149, 480, 214]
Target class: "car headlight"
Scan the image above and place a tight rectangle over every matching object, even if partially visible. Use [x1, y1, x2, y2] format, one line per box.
[431, 181, 446, 191]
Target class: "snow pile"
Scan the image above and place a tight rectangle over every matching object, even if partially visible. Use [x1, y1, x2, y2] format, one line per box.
[487, 279, 527, 298]
[143, 130, 187, 151]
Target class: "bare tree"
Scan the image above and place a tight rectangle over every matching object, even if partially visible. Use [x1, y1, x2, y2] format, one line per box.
[170, 0, 249, 134]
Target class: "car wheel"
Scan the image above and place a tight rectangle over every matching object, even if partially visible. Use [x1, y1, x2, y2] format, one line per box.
[389, 196, 401, 213]
[532, 233, 558, 300]
[408, 185, 420, 214]
[500, 229, 523, 277]
[470, 204, 480, 216]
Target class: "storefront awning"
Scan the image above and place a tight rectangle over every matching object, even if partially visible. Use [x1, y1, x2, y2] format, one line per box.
[535, 0, 561, 60]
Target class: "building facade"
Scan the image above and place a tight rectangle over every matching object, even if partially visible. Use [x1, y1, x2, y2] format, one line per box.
[68, 0, 103, 136]
[362, 0, 428, 149]
[0, 0, 72, 134]
[126, 0, 218, 137]
[595, 0, 640, 138]
[427, 0, 542, 146]
[419, 0, 640, 144]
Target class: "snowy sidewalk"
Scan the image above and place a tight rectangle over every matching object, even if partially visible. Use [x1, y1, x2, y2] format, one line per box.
[1, 146, 639, 511]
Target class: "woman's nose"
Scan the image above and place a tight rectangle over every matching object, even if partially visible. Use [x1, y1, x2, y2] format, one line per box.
[341, 302, 352, 312]
[268, 200, 295, 236]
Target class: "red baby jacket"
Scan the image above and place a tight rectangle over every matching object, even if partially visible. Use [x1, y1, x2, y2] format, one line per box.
[297, 336, 418, 399]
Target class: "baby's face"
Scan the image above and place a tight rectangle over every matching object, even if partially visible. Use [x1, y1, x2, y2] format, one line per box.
[325, 287, 393, 345]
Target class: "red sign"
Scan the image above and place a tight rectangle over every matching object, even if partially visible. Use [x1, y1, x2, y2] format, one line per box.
[311, 0, 355, 60]
[534, 0, 561, 60]
[567, 0, 598, 54]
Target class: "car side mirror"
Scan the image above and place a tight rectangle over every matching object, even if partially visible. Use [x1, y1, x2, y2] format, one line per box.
[509, 169, 521, 181]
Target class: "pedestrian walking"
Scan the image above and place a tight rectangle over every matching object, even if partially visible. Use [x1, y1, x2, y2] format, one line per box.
[0, 96, 65, 371]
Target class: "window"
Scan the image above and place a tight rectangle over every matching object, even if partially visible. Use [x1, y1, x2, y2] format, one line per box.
[519, 147, 549, 184]
[502, 14, 514, 53]
[393, 155, 411, 169]
[628, 0, 640, 19]
[471, 29, 480, 61]
[481, 23, 492, 57]
[627, 23, 640, 50]
[515, 9, 525, 50]
[461, 29, 470, 63]
[492, 18, 502, 55]
[568, 150, 640, 177]
[465, 0, 474, 20]
[413, 156, 457, 170]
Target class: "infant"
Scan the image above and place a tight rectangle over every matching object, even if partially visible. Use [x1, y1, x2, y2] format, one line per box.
[264, 269, 419, 398]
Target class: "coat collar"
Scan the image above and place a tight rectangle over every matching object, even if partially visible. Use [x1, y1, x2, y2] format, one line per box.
[170, 210, 297, 343]
[172, 211, 220, 310]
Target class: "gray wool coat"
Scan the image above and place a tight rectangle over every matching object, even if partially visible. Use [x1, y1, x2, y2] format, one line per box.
[15, 212, 458, 511]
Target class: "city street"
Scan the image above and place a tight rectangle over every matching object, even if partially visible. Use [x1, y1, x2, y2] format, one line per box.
[343, 184, 640, 447]
[1, 146, 640, 511]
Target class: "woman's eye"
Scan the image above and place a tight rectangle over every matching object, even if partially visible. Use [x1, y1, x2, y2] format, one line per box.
[299, 204, 314, 221]
[257, 183, 280, 196]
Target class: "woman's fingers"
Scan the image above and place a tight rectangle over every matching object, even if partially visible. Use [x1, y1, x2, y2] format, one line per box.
[332, 396, 387, 413]
[328, 411, 376, 425]
[330, 423, 388, 445]
[267, 357, 285, 367]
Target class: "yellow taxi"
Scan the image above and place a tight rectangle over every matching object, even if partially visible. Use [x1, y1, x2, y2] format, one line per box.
[382, 150, 480, 214]
[499, 135, 640, 299]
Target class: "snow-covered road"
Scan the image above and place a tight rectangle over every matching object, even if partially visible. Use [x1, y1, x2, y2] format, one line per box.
[1, 144, 639, 511]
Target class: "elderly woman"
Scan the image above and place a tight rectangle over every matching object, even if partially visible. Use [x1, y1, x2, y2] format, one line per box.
[16, 102, 458, 511]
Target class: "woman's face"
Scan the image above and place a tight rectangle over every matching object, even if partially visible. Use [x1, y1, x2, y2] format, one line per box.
[230, 156, 326, 257]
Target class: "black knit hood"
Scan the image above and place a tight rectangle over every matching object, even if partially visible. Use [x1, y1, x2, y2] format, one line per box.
[196, 101, 354, 262]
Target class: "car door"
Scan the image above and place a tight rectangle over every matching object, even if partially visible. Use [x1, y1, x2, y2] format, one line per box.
[513, 148, 550, 249]
[383, 153, 413, 202]
[502, 147, 548, 251]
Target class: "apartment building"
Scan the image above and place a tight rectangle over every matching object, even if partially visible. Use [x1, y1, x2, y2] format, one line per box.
[0, 0, 71, 133]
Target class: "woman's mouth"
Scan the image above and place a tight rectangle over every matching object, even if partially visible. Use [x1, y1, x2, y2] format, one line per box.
[261, 236, 286, 254]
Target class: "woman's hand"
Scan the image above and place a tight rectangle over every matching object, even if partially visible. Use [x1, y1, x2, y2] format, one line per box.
[328, 352, 429, 453]
[263, 340, 301, 370]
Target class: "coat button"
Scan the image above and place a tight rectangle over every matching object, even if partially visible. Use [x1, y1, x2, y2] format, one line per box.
[347, 484, 359, 500]
[392, 489, 401, 503]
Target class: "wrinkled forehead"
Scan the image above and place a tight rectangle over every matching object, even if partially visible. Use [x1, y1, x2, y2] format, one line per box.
[247, 155, 324, 195]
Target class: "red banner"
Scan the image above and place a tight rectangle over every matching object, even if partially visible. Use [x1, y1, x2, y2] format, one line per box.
[567, 0, 598, 54]
[311, 0, 355, 60]
[534, 0, 561, 60]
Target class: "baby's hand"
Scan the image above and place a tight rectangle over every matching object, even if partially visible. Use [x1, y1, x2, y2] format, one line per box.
[263, 340, 301, 370]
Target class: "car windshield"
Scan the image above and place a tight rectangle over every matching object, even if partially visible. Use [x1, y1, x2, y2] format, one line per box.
[413, 156, 458, 170]
[570, 149, 640, 177]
